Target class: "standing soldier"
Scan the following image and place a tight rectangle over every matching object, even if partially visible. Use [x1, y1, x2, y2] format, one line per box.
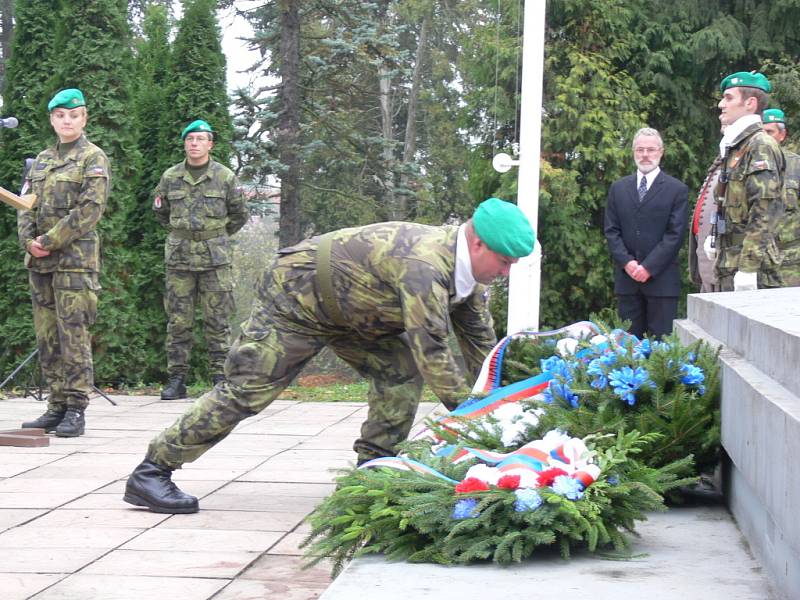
[155, 120, 249, 400]
[709, 71, 784, 291]
[18, 88, 110, 437]
[761, 108, 800, 286]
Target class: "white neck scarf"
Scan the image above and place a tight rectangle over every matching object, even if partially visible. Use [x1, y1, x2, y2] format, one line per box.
[719, 114, 761, 157]
[454, 224, 477, 301]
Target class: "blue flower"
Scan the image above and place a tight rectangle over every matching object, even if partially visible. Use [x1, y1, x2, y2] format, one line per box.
[587, 359, 608, 390]
[697, 385, 706, 396]
[540, 356, 574, 382]
[598, 351, 618, 368]
[608, 366, 654, 406]
[451, 498, 480, 519]
[686, 351, 696, 363]
[633, 338, 652, 360]
[543, 380, 579, 408]
[513, 488, 543, 512]
[552, 475, 584, 500]
[680, 364, 705, 386]
[652, 341, 672, 352]
[606, 475, 620, 486]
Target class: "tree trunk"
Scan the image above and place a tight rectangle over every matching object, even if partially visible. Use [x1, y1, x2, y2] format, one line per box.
[399, 12, 430, 219]
[378, 53, 396, 219]
[0, 0, 13, 92]
[277, 0, 301, 247]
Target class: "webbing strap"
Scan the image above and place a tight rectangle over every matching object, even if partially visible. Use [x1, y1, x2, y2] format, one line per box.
[316, 233, 347, 326]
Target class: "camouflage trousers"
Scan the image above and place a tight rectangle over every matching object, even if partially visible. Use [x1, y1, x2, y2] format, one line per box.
[29, 271, 98, 410]
[777, 245, 800, 287]
[165, 268, 234, 376]
[148, 260, 424, 468]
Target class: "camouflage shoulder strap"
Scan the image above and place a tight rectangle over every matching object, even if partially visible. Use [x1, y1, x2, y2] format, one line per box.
[315, 232, 347, 326]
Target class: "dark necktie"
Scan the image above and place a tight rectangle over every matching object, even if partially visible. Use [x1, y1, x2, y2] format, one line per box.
[638, 176, 647, 201]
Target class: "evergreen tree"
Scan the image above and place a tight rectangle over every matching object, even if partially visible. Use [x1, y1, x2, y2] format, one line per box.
[46, 0, 144, 384]
[0, 0, 58, 374]
[167, 0, 232, 165]
[128, 2, 175, 383]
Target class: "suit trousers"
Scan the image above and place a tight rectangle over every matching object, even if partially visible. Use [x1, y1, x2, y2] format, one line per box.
[616, 292, 678, 339]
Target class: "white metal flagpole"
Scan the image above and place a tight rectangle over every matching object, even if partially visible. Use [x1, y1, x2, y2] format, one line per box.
[504, 0, 546, 334]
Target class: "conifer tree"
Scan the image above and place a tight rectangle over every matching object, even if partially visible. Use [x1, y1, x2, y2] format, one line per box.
[45, 0, 143, 384]
[0, 0, 58, 373]
[127, 2, 175, 383]
[167, 0, 232, 165]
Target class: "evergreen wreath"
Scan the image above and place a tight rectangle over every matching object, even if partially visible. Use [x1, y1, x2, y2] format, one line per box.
[302, 323, 720, 574]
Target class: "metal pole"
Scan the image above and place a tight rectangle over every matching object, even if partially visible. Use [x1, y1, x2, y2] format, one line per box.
[506, 0, 546, 334]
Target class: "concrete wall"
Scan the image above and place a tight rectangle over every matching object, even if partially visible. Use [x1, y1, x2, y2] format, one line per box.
[675, 288, 800, 600]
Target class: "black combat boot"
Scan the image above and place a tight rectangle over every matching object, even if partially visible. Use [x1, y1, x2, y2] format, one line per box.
[211, 374, 225, 386]
[123, 459, 199, 514]
[161, 374, 187, 400]
[21, 407, 66, 433]
[54, 407, 85, 437]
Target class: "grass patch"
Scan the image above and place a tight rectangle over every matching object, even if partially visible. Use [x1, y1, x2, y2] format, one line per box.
[278, 381, 439, 403]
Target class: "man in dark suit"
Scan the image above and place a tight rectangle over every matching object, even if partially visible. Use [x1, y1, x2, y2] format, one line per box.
[604, 127, 689, 338]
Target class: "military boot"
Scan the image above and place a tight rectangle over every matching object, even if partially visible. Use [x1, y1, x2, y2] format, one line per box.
[123, 459, 199, 514]
[21, 407, 66, 433]
[55, 407, 85, 437]
[211, 374, 225, 386]
[161, 374, 187, 400]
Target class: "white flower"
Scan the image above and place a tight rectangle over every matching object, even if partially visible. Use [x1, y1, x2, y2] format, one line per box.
[556, 337, 579, 356]
[464, 463, 501, 485]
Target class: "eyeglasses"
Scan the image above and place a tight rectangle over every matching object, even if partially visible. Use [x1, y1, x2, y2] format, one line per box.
[634, 147, 661, 155]
[185, 135, 211, 143]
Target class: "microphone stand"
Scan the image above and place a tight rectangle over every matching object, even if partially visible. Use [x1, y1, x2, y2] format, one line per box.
[0, 348, 116, 406]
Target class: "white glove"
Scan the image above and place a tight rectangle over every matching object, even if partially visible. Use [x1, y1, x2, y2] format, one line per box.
[703, 235, 716, 261]
[733, 270, 758, 291]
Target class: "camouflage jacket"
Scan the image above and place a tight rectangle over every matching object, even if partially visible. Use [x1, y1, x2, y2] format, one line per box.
[254, 222, 498, 407]
[17, 135, 110, 273]
[714, 123, 784, 278]
[776, 149, 800, 282]
[154, 159, 249, 270]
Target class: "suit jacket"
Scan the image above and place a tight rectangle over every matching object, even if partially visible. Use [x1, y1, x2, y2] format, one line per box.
[604, 170, 689, 296]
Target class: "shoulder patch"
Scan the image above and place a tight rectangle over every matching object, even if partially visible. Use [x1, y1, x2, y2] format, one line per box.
[752, 160, 769, 170]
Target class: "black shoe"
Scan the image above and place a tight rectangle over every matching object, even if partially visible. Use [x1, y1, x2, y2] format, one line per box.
[123, 459, 199, 514]
[211, 374, 225, 386]
[55, 407, 85, 437]
[22, 408, 66, 433]
[161, 374, 187, 400]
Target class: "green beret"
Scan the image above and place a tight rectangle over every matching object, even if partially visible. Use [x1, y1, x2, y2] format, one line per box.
[47, 88, 86, 112]
[719, 71, 771, 94]
[181, 119, 214, 140]
[763, 108, 785, 124]
[472, 197, 535, 258]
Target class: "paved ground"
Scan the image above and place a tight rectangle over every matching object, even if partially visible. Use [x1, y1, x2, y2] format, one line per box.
[0, 394, 780, 600]
[0, 393, 435, 600]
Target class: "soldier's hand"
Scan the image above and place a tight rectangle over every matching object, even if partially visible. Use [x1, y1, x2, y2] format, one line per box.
[733, 271, 757, 291]
[29, 239, 50, 258]
[703, 236, 716, 261]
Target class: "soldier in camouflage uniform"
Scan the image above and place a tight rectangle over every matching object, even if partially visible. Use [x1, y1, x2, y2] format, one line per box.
[761, 109, 800, 286]
[123, 198, 535, 513]
[709, 72, 784, 292]
[154, 120, 249, 400]
[18, 89, 110, 437]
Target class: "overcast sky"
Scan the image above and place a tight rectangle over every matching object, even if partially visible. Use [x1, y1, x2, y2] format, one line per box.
[219, 4, 259, 92]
